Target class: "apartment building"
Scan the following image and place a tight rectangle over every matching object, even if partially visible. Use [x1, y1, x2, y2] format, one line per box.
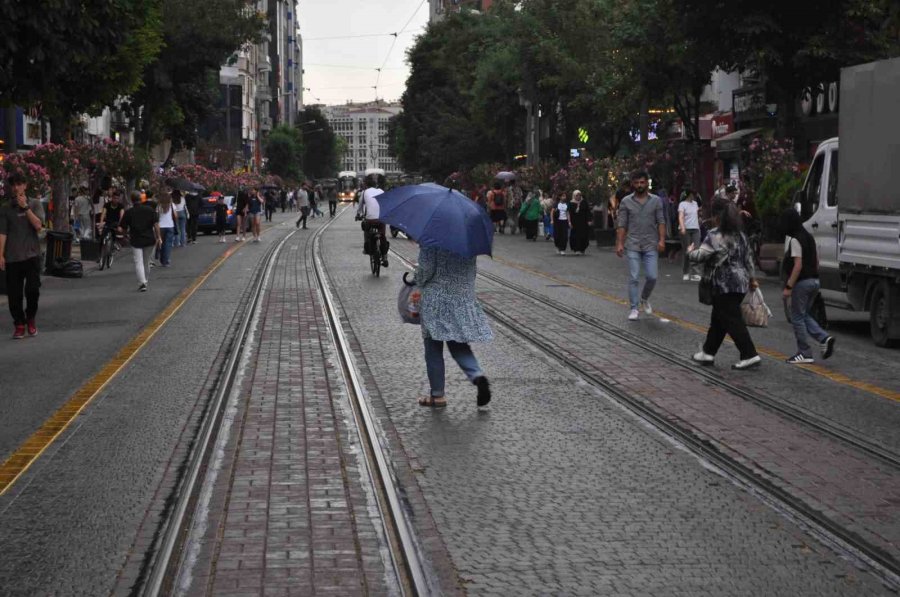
[322, 101, 402, 176]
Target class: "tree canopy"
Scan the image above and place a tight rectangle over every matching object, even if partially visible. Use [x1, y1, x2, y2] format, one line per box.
[299, 106, 340, 179]
[264, 124, 304, 181]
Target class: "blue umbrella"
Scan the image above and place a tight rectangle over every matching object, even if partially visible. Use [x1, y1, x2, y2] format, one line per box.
[376, 183, 494, 258]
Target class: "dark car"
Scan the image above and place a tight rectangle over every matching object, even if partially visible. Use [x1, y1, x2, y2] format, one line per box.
[197, 195, 236, 234]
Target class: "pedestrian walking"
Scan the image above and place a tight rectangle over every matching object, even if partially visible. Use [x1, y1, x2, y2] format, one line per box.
[264, 189, 276, 222]
[185, 192, 201, 244]
[688, 199, 761, 370]
[487, 181, 507, 233]
[328, 185, 338, 218]
[551, 191, 571, 255]
[295, 185, 310, 229]
[74, 185, 93, 242]
[156, 192, 177, 266]
[568, 190, 593, 255]
[119, 190, 161, 292]
[0, 172, 45, 338]
[616, 170, 666, 321]
[678, 189, 702, 281]
[541, 194, 554, 240]
[414, 245, 492, 408]
[172, 191, 188, 247]
[214, 194, 228, 242]
[519, 189, 542, 241]
[234, 189, 249, 242]
[779, 207, 835, 364]
[506, 181, 522, 235]
[248, 188, 263, 242]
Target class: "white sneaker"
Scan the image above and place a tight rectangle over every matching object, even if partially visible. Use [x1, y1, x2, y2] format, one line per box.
[682, 274, 690, 281]
[691, 275, 702, 282]
[732, 355, 762, 370]
[640, 300, 652, 315]
[559, 250, 565, 255]
[692, 351, 715, 364]
[219, 237, 226, 243]
[628, 309, 639, 321]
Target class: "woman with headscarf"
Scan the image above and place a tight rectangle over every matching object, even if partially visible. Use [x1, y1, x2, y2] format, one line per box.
[414, 245, 493, 408]
[568, 190, 593, 255]
[688, 198, 761, 370]
[779, 207, 835, 363]
[551, 191, 571, 255]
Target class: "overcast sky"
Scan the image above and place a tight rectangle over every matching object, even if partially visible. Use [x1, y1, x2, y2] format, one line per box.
[298, 0, 430, 107]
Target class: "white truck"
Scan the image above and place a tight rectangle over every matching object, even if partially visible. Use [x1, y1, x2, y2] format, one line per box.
[796, 56, 900, 346]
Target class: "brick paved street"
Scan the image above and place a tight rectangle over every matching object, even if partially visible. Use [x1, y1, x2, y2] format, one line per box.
[181, 225, 393, 596]
[321, 211, 894, 595]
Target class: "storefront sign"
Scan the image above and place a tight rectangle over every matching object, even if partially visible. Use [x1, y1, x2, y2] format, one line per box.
[733, 87, 768, 123]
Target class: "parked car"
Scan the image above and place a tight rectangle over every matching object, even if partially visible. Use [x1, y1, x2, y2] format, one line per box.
[196, 195, 236, 234]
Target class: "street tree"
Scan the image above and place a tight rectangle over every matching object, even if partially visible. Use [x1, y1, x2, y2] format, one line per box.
[129, 0, 264, 161]
[264, 125, 304, 181]
[298, 106, 339, 179]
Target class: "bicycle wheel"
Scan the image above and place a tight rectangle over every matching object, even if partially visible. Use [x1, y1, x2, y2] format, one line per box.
[370, 250, 380, 277]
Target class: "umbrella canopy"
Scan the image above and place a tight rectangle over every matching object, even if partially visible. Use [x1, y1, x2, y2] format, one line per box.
[165, 177, 205, 193]
[376, 183, 494, 258]
[495, 171, 516, 181]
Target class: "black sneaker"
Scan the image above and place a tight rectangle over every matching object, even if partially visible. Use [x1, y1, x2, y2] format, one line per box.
[474, 376, 491, 407]
[139, 283, 147, 292]
[821, 336, 835, 360]
[382, 258, 389, 268]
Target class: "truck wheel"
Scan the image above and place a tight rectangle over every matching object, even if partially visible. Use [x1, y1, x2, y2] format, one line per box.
[869, 282, 898, 348]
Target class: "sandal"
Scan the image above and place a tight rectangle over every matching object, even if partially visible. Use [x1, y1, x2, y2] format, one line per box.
[418, 396, 447, 408]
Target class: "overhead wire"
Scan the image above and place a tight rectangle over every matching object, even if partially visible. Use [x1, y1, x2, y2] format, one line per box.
[374, 0, 426, 99]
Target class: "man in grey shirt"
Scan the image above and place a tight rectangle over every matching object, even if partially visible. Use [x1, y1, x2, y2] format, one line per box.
[0, 172, 46, 338]
[294, 185, 310, 229]
[615, 170, 666, 321]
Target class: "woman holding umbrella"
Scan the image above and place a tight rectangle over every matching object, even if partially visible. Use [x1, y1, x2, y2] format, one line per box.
[375, 183, 495, 408]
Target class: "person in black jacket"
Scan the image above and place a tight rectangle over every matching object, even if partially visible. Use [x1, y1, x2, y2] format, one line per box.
[779, 208, 835, 364]
[568, 190, 593, 255]
[185, 192, 201, 244]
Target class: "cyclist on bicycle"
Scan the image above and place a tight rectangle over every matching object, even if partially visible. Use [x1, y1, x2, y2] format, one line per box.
[97, 189, 125, 250]
[355, 173, 389, 268]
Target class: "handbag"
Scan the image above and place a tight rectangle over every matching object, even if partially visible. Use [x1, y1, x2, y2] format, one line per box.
[698, 260, 718, 305]
[741, 288, 772, 327]
[397, 272, 421, 325]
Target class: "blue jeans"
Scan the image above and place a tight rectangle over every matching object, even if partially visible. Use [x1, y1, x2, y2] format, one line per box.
[175, 212, 187, 246]
[626, 249, 658, 309]
[791, 278, 828, 357]
[424, 338, 483, 397]
[160, 228, 174, 265]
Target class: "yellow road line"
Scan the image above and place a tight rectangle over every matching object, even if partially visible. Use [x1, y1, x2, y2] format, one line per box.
[492, 256, 900, 404]
[0, 243, 244, 495]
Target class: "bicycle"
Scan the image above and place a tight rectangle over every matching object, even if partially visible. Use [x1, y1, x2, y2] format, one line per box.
[365, 223, 383, 277]
[97, 225, 119, 271]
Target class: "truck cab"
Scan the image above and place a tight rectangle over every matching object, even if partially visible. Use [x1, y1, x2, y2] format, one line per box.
[796, 138, 845, 306]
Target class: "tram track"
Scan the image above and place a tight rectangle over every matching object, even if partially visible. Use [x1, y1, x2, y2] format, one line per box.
[389, 244, 900, 589]
[139, 219, 434, 596]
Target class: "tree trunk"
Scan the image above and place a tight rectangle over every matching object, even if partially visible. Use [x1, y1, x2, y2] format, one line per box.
[51, 176, 70, 233]
[49, 114, 70, 144]
[4, 107, 18, 152]
[639, 94, 650, 148]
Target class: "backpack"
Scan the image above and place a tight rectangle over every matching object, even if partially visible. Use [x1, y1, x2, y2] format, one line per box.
[490, 189, 506, 209]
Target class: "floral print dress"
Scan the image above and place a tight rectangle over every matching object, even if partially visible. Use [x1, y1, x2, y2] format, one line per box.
[414, 246, 493, 343]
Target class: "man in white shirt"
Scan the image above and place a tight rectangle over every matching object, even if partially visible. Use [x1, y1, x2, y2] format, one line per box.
[356, 174, 388, 267]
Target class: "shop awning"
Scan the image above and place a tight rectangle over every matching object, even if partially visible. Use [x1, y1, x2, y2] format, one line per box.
[713, 128, 763, 154]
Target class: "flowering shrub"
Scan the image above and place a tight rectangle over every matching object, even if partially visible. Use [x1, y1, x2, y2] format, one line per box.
[0, 154, 51, 198]
[740, 137, 800, 203]
[27, 143, 81, 180]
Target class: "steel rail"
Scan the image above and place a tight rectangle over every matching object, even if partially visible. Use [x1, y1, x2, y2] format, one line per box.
[141, 231, 295, 597]
[311, 219, 435, 596]
[390, 247, 900, 589]
[474, 268, 900, 471]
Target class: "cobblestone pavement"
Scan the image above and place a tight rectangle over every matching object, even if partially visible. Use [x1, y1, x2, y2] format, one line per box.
[477, 232, 900, 454]
[180, 222, 394, 596]
[321, 212, 891, 596]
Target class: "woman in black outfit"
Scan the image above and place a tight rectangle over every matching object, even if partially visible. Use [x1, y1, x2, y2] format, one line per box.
[568, 190, 593, 255]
